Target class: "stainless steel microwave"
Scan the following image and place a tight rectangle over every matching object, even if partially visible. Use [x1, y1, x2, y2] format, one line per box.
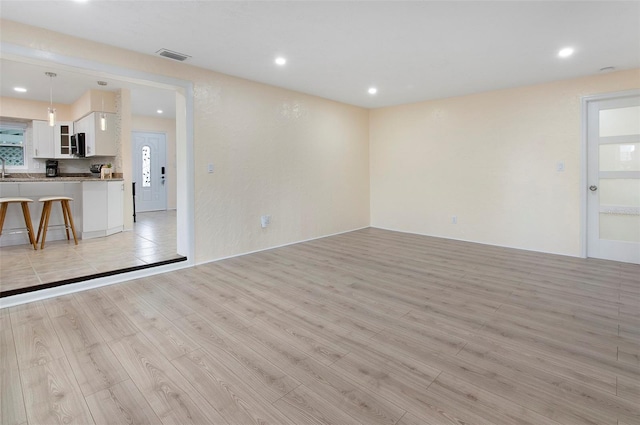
[71, 133, 86, 157]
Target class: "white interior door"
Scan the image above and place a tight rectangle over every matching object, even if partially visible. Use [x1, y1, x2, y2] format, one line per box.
[132, 132, 167, 212]
[587, 94, 640, 264]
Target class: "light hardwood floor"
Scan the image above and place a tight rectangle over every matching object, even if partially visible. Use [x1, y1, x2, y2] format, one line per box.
[1, 227, 639, 424]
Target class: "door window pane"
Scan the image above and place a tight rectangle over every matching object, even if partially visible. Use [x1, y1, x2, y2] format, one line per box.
[599, 179, 640, 207]
[599, 143, 639, 171]
[600, 214, 640, 243]
[142, 145, 151, 187]
[599, 106, 640, 137]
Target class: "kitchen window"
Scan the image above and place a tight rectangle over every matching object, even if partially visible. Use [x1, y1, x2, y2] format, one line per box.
[0, 122, 27, 169]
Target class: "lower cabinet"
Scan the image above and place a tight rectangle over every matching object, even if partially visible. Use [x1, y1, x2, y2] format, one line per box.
[0, 180, 124, 246]
[82, 180, 124, 239]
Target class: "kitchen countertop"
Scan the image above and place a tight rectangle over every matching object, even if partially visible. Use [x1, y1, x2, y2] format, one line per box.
[1, 177, 124, 182]
[1, 173, 123, 182]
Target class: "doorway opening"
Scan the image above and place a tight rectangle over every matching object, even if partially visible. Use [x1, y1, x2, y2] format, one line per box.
[0, 43, 194, 305]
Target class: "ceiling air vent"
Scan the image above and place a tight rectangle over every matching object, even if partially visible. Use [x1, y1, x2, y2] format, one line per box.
[156, 49, 191, 62]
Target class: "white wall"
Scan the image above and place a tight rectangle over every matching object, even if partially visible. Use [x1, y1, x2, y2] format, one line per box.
[0, 20, 371, 264]
[193, 77, 370, 261]
[370, 69, 640, 256]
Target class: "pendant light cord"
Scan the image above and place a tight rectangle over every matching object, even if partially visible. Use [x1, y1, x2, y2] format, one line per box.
[46, 72, 56, 107]
[98, 80, 108, 131]
[45, 72, 57, 126]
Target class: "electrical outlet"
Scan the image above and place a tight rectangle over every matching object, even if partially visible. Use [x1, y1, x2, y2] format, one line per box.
[261, 215, 271, 228]
[452, 215, 457, 224]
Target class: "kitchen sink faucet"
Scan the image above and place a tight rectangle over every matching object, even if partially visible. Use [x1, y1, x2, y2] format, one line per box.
[0, 157, 6, 179]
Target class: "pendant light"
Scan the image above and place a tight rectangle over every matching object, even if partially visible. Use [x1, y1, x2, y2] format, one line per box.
[45, 72, 57, 127]
[97, 81, 108, 131]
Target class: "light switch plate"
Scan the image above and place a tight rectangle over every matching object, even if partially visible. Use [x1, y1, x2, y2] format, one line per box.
[208, 163, 214, 173]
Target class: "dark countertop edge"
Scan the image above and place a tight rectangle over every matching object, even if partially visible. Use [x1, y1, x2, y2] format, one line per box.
[6, 173, 94, 178]
[1, 178, 124, 182]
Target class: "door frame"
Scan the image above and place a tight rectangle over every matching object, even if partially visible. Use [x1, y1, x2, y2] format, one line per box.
[0, 42, 195, 307]
[132, 131, 168, 212]
[580, 89, 640, 259]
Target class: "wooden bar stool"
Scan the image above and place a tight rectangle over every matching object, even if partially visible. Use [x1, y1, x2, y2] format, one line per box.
[36, 196, 78, 249]
[0, 197, 37, 250]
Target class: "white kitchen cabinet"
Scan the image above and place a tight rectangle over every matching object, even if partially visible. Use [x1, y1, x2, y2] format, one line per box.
[82, 181, 106, 234]
[54, 121, 74, 158]
[82, 180, 123, 239]
[33, 121, 75, 159]
[32, 120, 54, 158]
[107, 180, 124, 230]
[76, 112, 116, 157]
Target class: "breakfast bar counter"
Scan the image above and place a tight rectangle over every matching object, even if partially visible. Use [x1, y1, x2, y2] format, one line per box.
[0, 178, 124, 247]
[1, 177, 124, 182]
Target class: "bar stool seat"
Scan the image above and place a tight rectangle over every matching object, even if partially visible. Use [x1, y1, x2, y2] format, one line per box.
[0, 197, 37, 250]
[36, 196, 78, 249]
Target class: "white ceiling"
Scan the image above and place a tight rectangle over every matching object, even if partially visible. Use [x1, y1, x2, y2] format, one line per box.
[0, 59, 177, 118]
[1, 1, 639, 109]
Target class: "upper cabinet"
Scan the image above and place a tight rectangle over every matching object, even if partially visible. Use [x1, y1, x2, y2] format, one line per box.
[54, 122, 74, 158]
[30, 90, 118, 160]
[75, 112, 116, 157]
[32, 120, 54, 159]
[32, 121, 75, 159]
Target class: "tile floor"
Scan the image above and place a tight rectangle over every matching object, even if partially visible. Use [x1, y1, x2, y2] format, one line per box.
[0, 210, 180, 294]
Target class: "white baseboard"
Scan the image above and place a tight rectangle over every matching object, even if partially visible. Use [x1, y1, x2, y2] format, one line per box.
[370, 225, 582, 259]
[197, 226, 370, 266]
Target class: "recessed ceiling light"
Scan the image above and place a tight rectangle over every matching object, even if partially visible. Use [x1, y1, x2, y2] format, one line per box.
[368, 87, 378, 95]
[558, 47, 574, 58]
[275, 57, 287, 66]
[13, 87, 27, 93]
[157, 109, 164, 114]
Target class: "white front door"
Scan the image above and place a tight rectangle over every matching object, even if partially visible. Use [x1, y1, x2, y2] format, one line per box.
[132, 132, 167, 212]
[586, 93, 640, 264]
